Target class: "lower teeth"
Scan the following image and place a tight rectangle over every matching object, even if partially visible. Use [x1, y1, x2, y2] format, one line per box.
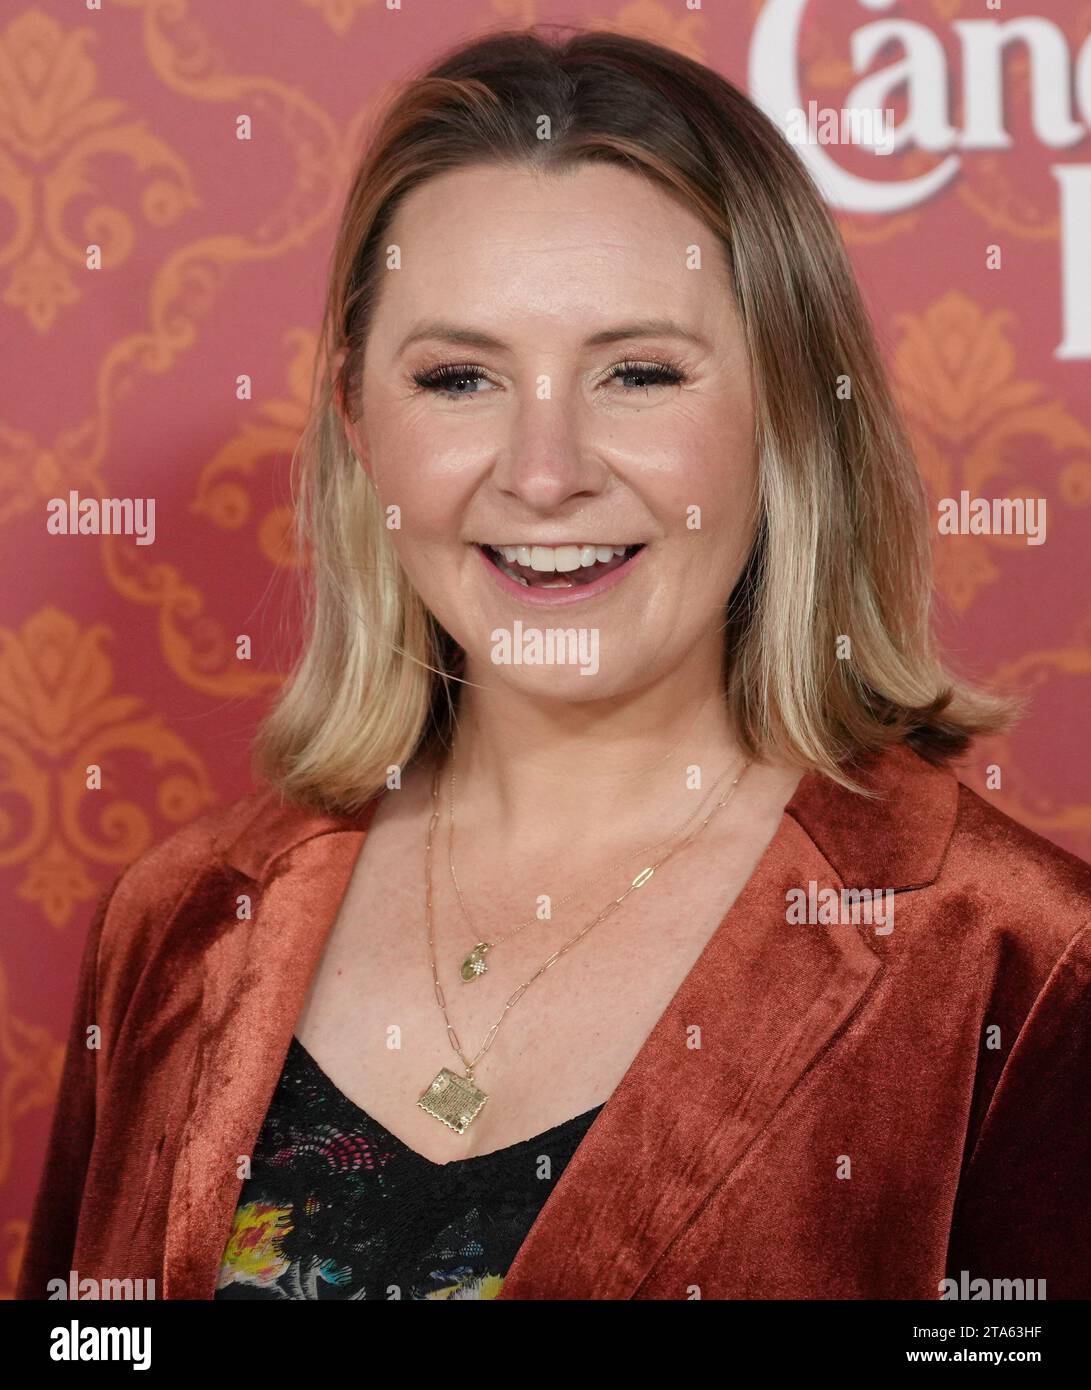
[496, 557, 530, 585]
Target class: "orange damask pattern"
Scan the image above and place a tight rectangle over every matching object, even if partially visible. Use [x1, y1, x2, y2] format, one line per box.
[895, 292, 1091, 614]
[0, 606, 215, 927]
[1, 0, 1088, 1298]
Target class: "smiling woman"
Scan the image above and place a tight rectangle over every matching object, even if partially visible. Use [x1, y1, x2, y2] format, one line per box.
[16, 25, 1091, 1307]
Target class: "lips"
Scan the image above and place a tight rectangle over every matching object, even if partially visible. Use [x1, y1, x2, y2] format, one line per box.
[482, 544, 643, 588]
[475, 542, 646, 605]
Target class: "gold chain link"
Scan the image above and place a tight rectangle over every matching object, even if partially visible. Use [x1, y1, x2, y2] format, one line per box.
[423, 756, 752, 1078]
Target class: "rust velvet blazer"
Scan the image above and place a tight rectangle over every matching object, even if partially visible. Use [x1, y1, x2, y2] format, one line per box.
[16, 743, 1091, 1300]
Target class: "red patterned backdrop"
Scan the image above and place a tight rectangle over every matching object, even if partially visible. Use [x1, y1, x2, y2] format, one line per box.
[3, 0, 1089, 1296]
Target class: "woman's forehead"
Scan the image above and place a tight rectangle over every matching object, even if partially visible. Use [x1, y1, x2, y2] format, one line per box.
[391, 163, 717, 260]
[376, 164, 736, 342]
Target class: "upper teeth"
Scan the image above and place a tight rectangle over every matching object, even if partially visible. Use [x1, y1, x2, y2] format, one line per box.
[493, 544, 629, 572]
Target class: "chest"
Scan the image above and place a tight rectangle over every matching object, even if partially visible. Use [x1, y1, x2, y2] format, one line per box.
[294, 803, 786, 1164]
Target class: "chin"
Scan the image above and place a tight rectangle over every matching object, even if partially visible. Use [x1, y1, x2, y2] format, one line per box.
[486, 669, 632, 703]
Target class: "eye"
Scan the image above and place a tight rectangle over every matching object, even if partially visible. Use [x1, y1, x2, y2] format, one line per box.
[412, 363, 492, 398]
[605, 359, 686, 391]
[411, 356, 688, 400]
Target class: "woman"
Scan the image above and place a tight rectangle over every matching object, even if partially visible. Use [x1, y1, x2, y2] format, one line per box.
[17, 26, 1090, 1302]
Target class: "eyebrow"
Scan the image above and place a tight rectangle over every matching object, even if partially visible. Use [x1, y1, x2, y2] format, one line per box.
[395, 317, 711, 356]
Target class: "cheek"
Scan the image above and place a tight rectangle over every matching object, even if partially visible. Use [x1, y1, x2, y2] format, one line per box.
[650, 413, 757, 539]
[369, 435, 477, 543]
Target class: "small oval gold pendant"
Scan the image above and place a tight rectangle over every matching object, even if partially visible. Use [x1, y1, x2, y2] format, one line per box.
[460, 943, 489, 981]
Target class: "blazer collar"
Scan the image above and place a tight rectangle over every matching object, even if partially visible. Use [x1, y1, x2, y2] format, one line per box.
[211, 741, 957, 891]
[163, 743, 958, 1299]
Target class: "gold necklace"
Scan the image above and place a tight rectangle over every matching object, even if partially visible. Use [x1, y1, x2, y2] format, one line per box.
[416, 756, 753, 1134]
[447, 756, 736, 982]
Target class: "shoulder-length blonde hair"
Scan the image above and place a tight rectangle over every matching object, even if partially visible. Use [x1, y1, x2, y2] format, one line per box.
[253, 24, 1018, 814]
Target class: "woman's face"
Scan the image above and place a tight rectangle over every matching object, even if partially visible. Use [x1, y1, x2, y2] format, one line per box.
[348, 160, 758, 699]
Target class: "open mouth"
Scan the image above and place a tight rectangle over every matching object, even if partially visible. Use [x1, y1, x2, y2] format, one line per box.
[478, 543, 645, 589]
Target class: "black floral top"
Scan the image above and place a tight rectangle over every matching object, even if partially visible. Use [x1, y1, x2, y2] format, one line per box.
[215, 1036, 603, 1300]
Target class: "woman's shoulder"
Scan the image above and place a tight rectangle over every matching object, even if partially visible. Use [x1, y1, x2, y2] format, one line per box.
[797, 741, 1091, 983]
[87, 791, 267, 979]
[806, 744, 1091, 1052]
[915, 759, 1091, 1010]
[947, 775, 1091, 949]
[90, 784, 373, 994]
[103, 788, 275, 912]
[797, 741, 1091, 909]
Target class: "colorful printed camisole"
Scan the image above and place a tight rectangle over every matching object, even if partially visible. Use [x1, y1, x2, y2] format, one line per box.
[215, 1035, 604, 1300]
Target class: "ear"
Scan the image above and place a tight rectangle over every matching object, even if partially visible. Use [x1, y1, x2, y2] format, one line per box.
[330, 347, 372, 480]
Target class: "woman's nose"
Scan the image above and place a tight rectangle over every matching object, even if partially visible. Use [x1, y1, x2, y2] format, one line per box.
[488, 390, 608, 508]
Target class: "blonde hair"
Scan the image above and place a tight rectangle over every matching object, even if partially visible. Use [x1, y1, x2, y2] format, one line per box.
[253, 25, 1019, 813]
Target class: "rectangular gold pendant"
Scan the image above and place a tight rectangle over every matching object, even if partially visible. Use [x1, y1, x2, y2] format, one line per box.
[418, 1068, 488, 1134]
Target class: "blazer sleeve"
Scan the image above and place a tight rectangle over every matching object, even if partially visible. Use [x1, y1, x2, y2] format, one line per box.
[15, 875, 123, 1300]
[945, 924, 1091, 1299]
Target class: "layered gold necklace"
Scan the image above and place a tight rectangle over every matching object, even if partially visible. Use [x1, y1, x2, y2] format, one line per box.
[448, 752, 736, 982]
[416, 756, 752, 1134]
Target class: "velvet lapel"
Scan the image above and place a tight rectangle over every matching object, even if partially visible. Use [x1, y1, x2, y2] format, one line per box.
[161, 745, 957, 1300]
[162, 800, 381, 1299]
[496, 746, 957, 1298]
[495, 811, 879, 1299]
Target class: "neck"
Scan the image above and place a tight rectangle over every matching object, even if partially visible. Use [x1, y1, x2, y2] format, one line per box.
[439, 637, 748, 856]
